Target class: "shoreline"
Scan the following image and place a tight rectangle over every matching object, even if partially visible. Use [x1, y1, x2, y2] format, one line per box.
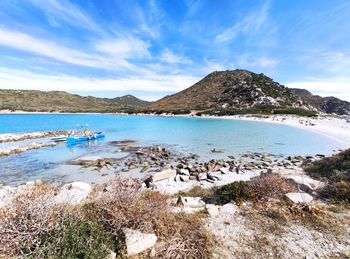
[1, 111, 349, 151]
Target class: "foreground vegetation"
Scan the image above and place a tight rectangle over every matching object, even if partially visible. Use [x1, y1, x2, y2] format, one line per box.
[304, 149, 350, 203]
[1, 154, 349, 258]
[0, 179, 213, 258]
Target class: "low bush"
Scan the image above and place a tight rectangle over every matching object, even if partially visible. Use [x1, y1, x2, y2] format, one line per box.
[304, 149, 350, 203]
[88, 178, 213, 258]
[248, 174, 297, 202]
[304, 149, 350, 182]
[216, 181, 251, 205]
[318, 180, 350, 203]
[0, 185, 62, 257]
[0, 179, 213, 258]
[33, 215, 116, 259]
[216, 174, 297, 205]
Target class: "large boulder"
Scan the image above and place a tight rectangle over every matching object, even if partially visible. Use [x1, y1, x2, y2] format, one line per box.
[285, 192, 313, 204]
[123, 228, 157, 256]
[152, 169, 177, 182]
[55, 182, 91, 205]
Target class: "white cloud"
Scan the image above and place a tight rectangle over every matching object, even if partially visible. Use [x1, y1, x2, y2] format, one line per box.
[159, 49, 192, 64]
[0, 67, 200, 96]
[286, 81, 350, 101]
[94, 37, 151, 59]
[216, 1, 270, 42]
[236, 54, 279, 69]
[0, 27, 137, 70]
[28, 0, 101, 32]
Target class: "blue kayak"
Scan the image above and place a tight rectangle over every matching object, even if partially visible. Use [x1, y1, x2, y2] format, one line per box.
[66, 132, 105, 145]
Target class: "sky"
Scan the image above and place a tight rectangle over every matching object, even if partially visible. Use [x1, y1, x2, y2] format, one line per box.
[0, 0, 349, 101]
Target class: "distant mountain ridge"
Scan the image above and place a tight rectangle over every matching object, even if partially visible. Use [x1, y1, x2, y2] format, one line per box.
[111, 94, 150, 108]
[1, 70, 349, 115]
[289, 88, 350, 115]
[0, 89, 149, 113]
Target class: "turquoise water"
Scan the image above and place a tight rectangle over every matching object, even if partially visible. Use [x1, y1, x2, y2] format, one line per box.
[0, 114, 341, 185]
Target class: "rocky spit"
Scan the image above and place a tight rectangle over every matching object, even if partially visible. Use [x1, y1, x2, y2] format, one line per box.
[0, 130, 69, 143]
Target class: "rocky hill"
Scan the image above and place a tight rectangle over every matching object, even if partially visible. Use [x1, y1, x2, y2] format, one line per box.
[290, 88, 350, 115]
[150, 70, 308, 114]
[149, 70, 350, 116]
[112, 94, 150, 108]
[0, 90, 149, 113]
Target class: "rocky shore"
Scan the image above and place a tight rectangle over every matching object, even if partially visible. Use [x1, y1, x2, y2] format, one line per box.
[1, 142, 349, 257]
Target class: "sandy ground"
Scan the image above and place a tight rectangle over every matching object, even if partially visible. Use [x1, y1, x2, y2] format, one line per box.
[219, 115, 350, 149]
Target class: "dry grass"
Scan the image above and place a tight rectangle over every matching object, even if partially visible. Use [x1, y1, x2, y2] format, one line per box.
[0, 179, 213, 258]
[0, 185, 63, 257]
[247, 174, 297, 202]
[87, 178, 214, 258]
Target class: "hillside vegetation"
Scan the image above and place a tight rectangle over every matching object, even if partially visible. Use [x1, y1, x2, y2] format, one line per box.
[0, 90, 149, 113]
[150, 70, 308, 113]
[290, 88, 350, 115]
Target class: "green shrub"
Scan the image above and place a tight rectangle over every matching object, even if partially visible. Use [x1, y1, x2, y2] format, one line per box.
[216, 181, 251, 205]
[304, 149, 350, 182]
[34, 216, 116, 259]
[319, 181, 350, 203]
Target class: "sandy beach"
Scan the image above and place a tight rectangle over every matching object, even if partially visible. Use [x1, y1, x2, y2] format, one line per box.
[220, 115, 350, 149]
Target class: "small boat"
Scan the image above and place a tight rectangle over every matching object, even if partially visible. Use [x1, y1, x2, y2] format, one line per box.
[66, 132, 105, 145]
[51, 136, 68, 142]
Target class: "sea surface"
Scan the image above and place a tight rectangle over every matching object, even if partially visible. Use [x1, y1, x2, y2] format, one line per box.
[0, 114, 342, 185]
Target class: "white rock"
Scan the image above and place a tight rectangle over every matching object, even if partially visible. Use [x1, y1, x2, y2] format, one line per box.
[285, 192, 313, 204]
[220, 167, 230, 174]
[106, 250, 116, 259]
[153, 169, 177, 182]
[219, 203, 239, 215]
[180, 169, 190, 176]
[206, 204, 220, 217]
[198, 173, 207, 181]
[180, 175, 190, 182]
[123, 228, 157, 256]
[174, 175, 181, 182]
[55, 181, 91, 205]
[0, 188, 13, 207]
[173, 196, 206, 208]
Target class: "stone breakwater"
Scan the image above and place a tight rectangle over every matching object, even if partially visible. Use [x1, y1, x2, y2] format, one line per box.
[0, 142, 57, 157]
[0, 130, 69, 143]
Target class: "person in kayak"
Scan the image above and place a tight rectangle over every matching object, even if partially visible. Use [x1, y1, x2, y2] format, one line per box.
[84, 129, 90, 136]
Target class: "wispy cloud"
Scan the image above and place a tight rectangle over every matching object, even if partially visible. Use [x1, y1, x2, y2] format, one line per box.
[28, 0, 101, 32]
[286, 80, 350, 101]
[235, 54, 279, 69]
[0, 27, 139, 70]
[94, 37, 151, 59]
[0, 67, 200, 100]
[159, 49, 192, 64]
[215, 0, 271, 42]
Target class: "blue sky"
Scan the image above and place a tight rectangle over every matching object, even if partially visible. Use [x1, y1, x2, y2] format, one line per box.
[0, 0, 349, 101]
